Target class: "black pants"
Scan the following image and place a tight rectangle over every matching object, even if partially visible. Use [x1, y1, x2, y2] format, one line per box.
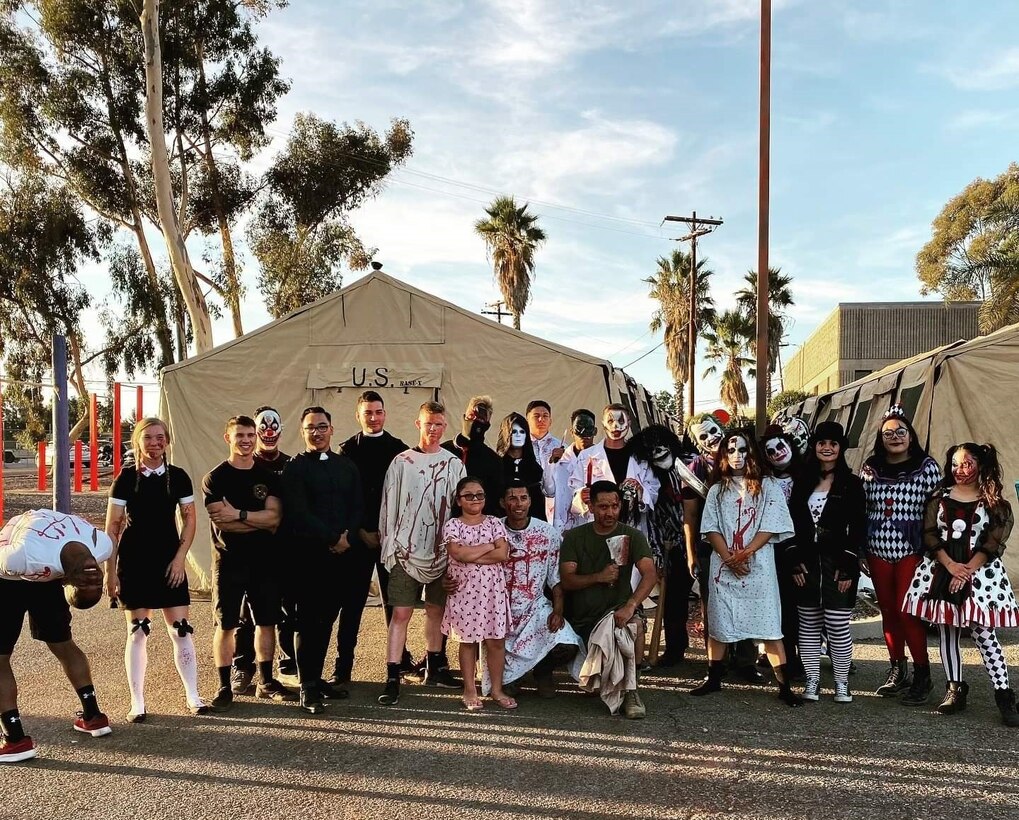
[777, 568, 800, 669]
[664, 550, 695, 656]
[233, 592, 296, 673]
[329, 546, 377, 681]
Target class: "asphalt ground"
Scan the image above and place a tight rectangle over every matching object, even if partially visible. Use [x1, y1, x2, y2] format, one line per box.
[2, 598, 1018, 820]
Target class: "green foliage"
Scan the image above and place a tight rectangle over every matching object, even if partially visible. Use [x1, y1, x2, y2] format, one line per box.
[703, 310, 755, 418]
[917, 162, 1019, 332]
[475, 196, 547, 330]
[767, 388, 811, 420]
[735, 267, 793, 378]
[651, 389, 677, 419]
[250, 113, 414, 318]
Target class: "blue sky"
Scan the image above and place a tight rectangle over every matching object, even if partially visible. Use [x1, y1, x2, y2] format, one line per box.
[75, 1, 1019, 412]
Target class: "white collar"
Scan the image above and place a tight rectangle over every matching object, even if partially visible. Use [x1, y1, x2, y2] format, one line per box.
[140, 463, 166, 477]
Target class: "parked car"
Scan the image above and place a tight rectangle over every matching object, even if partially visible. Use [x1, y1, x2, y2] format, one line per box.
[35, 443, 91, 468]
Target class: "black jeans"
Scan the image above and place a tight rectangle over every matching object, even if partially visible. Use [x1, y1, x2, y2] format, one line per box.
[664, 550, 695, 656]
[329, 546, 377, 681]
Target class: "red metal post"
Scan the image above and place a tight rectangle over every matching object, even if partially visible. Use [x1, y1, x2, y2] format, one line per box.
[136, 385, 143, 422]
[74, 440, 83, 492]
[38, 441, 47, 492]
[89, 393, 99, 491]
[113, 382, 122, 476]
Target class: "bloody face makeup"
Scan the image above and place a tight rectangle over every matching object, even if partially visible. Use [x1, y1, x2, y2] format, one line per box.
[255, 408, 282, 451]
[952, 450, 978, 485]
[764, 436, 792, 470]
[603, 410, 629, 441]
[727, 435, 748, 472]
[690, 418, 723, 457]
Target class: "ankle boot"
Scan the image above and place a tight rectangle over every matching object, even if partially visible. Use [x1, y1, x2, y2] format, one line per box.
[772, 663, 804, 708]
[901, 664, 933, 706]
[690, 661, 723, 696]
[936, 681, 969, 715]
[993, 687, 1019, 727]
[876, 658, 911, 697]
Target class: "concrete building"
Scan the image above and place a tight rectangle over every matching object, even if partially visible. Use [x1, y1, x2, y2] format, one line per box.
[783, 301, 980, 395]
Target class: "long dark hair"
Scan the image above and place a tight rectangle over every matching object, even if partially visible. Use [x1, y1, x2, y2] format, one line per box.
[452, 475, 485, 516]
[794, 426, 853, 497]
[869, 407, 927, 466]
[941, 443, 1005, 511]
[496, 413, 537, 461]
[761, 424, 803, 481]
[631, 424, 685, 478]
[710, 429, 768, 497]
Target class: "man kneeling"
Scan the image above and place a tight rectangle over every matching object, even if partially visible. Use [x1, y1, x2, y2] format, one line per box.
[560, 481, 656, 719]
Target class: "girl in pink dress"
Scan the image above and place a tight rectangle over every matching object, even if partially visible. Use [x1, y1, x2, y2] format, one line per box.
[441, 477, 515, 710]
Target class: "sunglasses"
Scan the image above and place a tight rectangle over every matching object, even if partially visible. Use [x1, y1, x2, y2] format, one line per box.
[459, 492, 486, 501]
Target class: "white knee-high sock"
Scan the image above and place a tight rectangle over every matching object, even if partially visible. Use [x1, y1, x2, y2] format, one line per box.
[126, 619, 150, 714]
[168, 619, 203, 708]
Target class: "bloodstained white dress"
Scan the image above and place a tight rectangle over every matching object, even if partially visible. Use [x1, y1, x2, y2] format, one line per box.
[700, 476, 794, 642]
[481, 517, 585, 694]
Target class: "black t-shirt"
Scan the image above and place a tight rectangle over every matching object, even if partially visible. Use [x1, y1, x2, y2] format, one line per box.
[254, 449, 291, 478]
[605, 442, 632, 486]
[339, 432, 408, 534]
[201, 461, 280, 553]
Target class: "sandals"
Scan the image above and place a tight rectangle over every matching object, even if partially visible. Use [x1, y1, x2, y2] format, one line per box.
[492, 694, 518, 710]
[462, 695, 484, 712]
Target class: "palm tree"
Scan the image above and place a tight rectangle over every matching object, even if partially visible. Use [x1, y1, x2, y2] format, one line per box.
[703, 310, 755, 419]
[474, 196, 547, 330]
[735, 267, 794, 394]
[644, 249, 717, 415]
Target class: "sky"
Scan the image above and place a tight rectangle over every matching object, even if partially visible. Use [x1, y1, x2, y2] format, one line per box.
[73, 0, 1019, 415]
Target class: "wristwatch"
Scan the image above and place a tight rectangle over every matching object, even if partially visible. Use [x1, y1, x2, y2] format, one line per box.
[238, 509, 248, 522]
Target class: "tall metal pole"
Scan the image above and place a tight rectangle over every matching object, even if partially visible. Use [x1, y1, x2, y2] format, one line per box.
[52, 334, 71, 513]
[755, 0, 772, 434]
[687, 212, 698, 419]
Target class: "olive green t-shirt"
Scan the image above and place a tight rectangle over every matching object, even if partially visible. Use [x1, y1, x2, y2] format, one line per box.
[560, 522, 652, 641]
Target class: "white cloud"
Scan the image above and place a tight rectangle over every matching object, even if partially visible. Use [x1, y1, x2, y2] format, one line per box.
[942, 47, 1019, 91]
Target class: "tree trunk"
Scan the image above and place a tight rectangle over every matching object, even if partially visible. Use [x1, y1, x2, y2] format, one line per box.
[140, 0, 214, 356]
[512, 312, 521, 330]
[132, 224, 176, 368]
[673, 380, 685, 422]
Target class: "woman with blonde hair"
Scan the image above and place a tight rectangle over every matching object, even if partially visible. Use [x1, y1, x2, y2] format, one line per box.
[105, 417, 208, 720]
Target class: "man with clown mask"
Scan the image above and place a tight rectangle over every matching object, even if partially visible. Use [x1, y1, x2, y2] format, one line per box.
[567, 404, 658, 535]
[231, 406, 295, 693]
[552, 409, 598, 533]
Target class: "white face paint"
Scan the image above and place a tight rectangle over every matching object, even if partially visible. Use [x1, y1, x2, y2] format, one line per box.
[690, 418, 723, 456]
[764, 436, 792, 470]
[727, 436, 749, 472]
[510, 423, 527, 449]
[604, 410, 629, 441]
[255, 409, 282, 451]
[782, 418, 809, 456]
[651, 445, 674, 471]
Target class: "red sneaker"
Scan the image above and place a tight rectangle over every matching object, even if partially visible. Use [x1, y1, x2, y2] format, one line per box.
[0, 735, 37, 763]
[73, 712, 112, 737]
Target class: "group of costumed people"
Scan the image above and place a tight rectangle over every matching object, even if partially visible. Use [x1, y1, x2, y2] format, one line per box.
[1, 394, 1017, 766]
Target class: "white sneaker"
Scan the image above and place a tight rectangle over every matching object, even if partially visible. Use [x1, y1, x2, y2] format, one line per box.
[803, 676, 820, 702]
[834, 679, 853, 703]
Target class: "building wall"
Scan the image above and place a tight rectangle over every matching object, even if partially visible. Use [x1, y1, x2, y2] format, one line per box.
[783, 301, 980, 394]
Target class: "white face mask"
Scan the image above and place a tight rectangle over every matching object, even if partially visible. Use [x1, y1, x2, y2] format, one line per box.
[691, 419, 723, 456]
[255, 409, 282, 450]
[651, 445, 673, 471]
[764, 436, 792, 470]
[782, 418, 809, 456]
[510, 424, 527, 448]
[727, 436, 749, 472]
[604, 411, 629, 440]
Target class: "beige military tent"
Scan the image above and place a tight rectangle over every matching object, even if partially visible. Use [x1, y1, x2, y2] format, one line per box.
[160, 270, 666, 589]
[775, 321, 1019, 579]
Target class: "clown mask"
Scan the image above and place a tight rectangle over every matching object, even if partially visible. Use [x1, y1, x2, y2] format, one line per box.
[510, 423, 527, 449]
[255, 408, 282, 452]
[690, 418, 723, 457]
[651, 445, 674, 471]
[764, 436, 792, 471]
[603, 410, 629, 442]
[782, 418, 809, 457]
[952, 451, 978, 486]
[727, 436, 749, 473]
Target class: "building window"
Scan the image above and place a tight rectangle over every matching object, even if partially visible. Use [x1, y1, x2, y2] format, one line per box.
[854, 369, 871, 381]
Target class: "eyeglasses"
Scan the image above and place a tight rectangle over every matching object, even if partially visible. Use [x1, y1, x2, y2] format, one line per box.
[303, 423, 330, 433]
[459, 492, 486, 501]
[881, 429, 909, 440]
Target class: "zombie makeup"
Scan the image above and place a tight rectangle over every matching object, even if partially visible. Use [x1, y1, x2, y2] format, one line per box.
[952, 450, 978, 485]
[727, 435, 749, 473]
[690, 418, 723, 456]
[603, 410, 630, 441]
[763, 436, 792, 471]
[255, 408, 282, 452]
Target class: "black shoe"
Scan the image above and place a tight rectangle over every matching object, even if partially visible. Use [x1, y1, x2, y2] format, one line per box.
[733, 665, 766, 685]
[300, 688, 325, 715]
[994, 687, 1019, 727]
[326, 671, 351, 687]
[876, 659, 911, 697]
[378, 678, 400, 706]
[127, 711, 147, 723]
[901, 665, 933, 706]
[405, 655, 427, 681]
[256, 679, 297, 702]
[398, 651, 416, 676]
[777, 683, 804, 707]
[230, 667, 255, 696]
[937, 681, 969, 715]
[655, 651, 685, 668]
[424, 666, 459, 688]
[848, 661, 858, 676]
[211, 687, 233, 712]
[318, 679, 350, 700]
[690, 662, 724, 696]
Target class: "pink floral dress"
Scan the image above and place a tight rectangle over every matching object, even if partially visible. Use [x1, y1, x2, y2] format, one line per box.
[441, 516, 510, 642]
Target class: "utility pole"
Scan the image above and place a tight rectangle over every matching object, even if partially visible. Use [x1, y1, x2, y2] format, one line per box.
[482, 300, 512, 325]
[756, 0, 772, 434]
[663, 211, 723, 418]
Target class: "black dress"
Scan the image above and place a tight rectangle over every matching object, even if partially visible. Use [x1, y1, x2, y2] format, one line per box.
[501, 454, 547, 521]
[110, 465, 194, 610]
